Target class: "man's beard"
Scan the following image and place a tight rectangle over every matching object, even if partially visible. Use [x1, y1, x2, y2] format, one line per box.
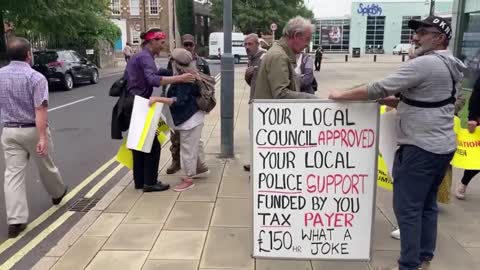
[414, 42, 436, 56]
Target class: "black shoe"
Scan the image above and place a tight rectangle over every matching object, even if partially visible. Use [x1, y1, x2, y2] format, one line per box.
[243, 165, 251, 172]
[166, 162, 181, 174]
[8, 224, 27, 238]
[52, 186, 68, 205]
[143, 182, 170, 192]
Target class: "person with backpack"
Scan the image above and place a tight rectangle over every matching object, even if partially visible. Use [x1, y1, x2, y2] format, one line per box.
[165, 34, 211, 175]
[151, 48, 214, 192]
[122, 28, 195, 193]
[330, 16, 466, 270]
[295, 52, 317, 94]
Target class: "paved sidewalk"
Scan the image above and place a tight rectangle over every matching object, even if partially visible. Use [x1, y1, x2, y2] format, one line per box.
[98, 59, 126, 78]
[33, 63, 480, 270]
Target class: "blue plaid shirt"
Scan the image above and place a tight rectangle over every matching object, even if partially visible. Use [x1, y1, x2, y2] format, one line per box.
[0, 61, 48, 124]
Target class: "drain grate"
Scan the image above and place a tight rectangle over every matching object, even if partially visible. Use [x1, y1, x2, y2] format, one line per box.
[68, 198, 100, 212]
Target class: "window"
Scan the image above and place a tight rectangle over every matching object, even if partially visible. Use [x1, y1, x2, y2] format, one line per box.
[365, 16, 385, 53]
[150, 0, 159, 15]
[111, 0, 121, 15]
[461, 12, 480, 87]
[71, 51, 84, 62]
[317, 19, 350, 52]
[200, 16, 204, 26]
[131, 28, 141, 45]
[400, 16, 421, 44]
[130, 0, 140, 16]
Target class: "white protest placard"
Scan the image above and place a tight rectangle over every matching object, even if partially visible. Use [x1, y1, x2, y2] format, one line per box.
[251, 100, 379, 260]
[127, 96, 166, 153]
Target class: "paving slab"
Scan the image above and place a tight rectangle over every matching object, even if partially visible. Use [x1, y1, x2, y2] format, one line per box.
[84, 213, 126, 237]
[103, 223, 162, 251]
[52, 236, 107, 270]
[149, 230, 207, 260]
[85, 251, 148, 270]
[142, 260, 198, 270]
[210, 198, 252, 228]
[124, 195, 176, 224]
[164, 202, 214, 231]
[200, 227, 254, 269]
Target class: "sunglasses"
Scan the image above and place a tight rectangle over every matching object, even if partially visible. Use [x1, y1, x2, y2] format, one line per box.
[183, 43, 194, 47]
[414, 29, 442, 36]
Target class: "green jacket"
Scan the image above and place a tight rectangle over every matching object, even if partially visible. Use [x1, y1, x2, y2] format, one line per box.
[254, 38, 318, 100]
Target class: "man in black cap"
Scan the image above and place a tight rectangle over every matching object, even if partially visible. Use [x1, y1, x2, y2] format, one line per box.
[329, 16, 467, 270]
[165, 34, 211, 175]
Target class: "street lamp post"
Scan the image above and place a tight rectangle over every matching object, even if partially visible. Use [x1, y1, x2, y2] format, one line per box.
[430, 0, 436, 16]
[220, 0, 235, 158]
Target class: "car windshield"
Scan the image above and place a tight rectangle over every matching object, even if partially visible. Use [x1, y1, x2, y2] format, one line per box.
[34, 51, 59, 65]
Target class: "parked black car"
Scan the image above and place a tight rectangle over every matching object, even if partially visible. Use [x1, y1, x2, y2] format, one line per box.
[33, 50, 99, 90]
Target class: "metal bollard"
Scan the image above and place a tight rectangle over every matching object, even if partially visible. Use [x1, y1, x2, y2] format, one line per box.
[374, 55, 377, 62]
[345, 55, 348, 62]
[402, 54, 406, 62]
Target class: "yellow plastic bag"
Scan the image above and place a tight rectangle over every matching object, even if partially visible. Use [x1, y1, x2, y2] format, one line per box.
[117, 121, 171, 170]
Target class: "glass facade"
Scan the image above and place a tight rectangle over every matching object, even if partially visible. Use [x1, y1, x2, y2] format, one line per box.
[365, 16, 385, 54]
[461, 12, 480, 87]
[314, 19, 350, 53]
[400, 16, 421, 44]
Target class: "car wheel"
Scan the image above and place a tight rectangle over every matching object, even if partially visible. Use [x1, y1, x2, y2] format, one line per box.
[234, 55, 240, 64]
[90, 69, 99, 84]
[63, 73, 74, 91]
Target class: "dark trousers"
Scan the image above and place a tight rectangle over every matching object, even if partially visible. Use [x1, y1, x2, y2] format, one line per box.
[392, 145, 454, 270]
[314, 57, 322, 71]
[132, 138, 161, 188]
[461, 170, 480, 185]
[170, 131, 181, 164]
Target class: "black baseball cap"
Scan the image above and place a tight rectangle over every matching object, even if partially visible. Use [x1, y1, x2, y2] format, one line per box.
[408, 16, 453, 40]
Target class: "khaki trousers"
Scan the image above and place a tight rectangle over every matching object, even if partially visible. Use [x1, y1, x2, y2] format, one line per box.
[179, 124, 205, 177]
[1, 127, 65, 224]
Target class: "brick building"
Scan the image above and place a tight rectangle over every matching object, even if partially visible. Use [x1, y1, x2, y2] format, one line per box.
[110, 0, 172, 54]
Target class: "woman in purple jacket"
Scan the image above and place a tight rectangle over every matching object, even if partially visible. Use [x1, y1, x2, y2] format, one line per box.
[125, 28, 195, 192]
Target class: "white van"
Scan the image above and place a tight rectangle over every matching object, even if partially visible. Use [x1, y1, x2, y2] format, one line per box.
[209, 32, 247, 63]
[393, 44, 412, 55]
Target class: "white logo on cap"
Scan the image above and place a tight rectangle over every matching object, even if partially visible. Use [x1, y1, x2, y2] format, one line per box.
[433, 19, 440, 23]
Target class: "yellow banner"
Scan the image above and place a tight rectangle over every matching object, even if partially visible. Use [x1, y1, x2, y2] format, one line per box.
[117, 121, 171, 170]
[451, 117, 480, 170]
[136, 103, 157, 149]
[377, 154, 393, 191]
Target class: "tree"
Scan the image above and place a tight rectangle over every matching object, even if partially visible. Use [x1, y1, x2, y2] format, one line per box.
[0, 0, 120, 55]
[176, 0, 195, 35]
[210, 0, 314, 38]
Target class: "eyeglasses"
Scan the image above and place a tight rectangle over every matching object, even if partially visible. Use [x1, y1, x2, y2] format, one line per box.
[183, 43, 194, 47]
[414, 29, 442, 36]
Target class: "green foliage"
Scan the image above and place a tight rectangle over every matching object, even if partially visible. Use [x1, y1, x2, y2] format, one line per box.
[176, 0, 195, 35]
[1, 0, 121, 48]
[211, 0, 314, 37]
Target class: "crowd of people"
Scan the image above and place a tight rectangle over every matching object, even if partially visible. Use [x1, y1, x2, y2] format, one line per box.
[0, 13, 479, 270]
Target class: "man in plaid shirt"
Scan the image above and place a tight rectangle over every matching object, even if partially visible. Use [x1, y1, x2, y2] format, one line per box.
[0, 37, 67, 238]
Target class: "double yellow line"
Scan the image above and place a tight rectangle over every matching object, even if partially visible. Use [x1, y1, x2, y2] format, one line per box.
[0, 156, 122, 269]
